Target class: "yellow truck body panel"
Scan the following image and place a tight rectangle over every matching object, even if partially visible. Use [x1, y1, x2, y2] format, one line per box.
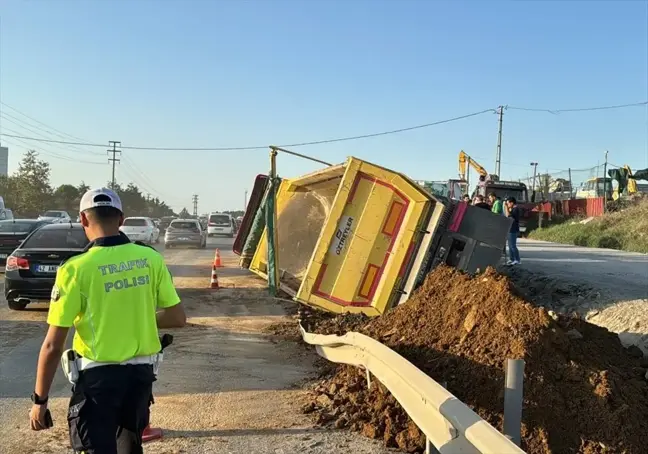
[249, 157, 433, 316]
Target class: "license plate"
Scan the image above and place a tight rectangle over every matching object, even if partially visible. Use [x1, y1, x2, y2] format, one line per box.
[36, 265, 58, 273]
[0, 254, 7, 259]
[178, 237, 190, 241]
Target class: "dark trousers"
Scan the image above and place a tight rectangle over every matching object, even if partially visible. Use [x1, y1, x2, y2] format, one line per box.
[68, 364, 155, 454]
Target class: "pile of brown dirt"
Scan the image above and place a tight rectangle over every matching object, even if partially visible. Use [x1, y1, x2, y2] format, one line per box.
[302, 266, 648, 454]
[299, 305, 370, 335]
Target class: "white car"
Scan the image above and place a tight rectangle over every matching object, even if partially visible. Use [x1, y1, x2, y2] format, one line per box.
[38, 210, 72, 224]
[207, 212, 234, 238]
[120, 217, 160, 244]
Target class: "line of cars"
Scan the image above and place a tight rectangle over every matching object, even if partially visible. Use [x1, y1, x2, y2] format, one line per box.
[2, 221, 87, 310]
[120, 216, 161, 244]
[206, 212, 237, 238]
[1, 208, 241, 311]
[0, 214, 215, 311]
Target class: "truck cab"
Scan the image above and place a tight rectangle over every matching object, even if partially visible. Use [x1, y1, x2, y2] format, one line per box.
[480, 181, 529, 205]
[473, 180, 532, 234]
[415, 179, 466, 200]
[576, 177, 613, 199]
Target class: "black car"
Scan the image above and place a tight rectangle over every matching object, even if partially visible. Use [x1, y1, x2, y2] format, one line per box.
[5, 223, 89, 310]
[0, 219, 51, 267]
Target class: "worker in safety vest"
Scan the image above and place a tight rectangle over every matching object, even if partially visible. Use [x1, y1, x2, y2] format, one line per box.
[29, 188, 187, 454]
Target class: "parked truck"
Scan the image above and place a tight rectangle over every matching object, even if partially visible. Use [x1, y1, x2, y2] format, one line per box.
[234, 157, 512, 317]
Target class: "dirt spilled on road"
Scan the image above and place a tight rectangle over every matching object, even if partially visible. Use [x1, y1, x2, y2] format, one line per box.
[498, 265, 604, 316]
[300, 266, 648, 454]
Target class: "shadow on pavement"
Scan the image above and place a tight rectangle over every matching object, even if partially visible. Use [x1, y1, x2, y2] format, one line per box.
[167, 263, 214, 278]
[154, 327, 315, 395]
[178, 288, 286, 319]
[507, 242, 648, 306]
[0, 319, 71, 398]
[20, 306, 49, 313]
[162, 428, 323, 438]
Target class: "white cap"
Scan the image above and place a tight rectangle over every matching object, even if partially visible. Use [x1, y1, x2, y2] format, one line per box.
[79, 187, 123, 213]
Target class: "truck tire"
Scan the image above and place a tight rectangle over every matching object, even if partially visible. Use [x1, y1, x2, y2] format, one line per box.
[8, 299, 27, 311]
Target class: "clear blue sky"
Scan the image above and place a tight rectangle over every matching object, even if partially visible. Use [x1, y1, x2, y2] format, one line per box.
[1, 0, 646, 213]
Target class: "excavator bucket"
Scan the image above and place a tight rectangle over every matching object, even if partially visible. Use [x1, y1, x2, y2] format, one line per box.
[248, 157, 437, 316]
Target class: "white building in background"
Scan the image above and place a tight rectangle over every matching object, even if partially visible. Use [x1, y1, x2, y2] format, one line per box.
[0, 146, 8, 176]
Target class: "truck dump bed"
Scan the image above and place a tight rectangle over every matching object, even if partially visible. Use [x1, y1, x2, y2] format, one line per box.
[248, 157, 445, 316]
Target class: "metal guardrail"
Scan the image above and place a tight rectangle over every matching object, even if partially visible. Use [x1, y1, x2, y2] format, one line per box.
[300, 325, 525, 454]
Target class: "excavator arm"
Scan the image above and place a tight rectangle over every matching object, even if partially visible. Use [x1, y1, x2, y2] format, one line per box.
[458, 150, 488, 181]
[608, 165, 638, 199]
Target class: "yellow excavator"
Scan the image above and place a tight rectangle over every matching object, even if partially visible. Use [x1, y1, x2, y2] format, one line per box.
[457, 150, 530, 201]
[458, 150, 488, 190]
[422, 151, 530, 204]
[609, 165, 640, 200]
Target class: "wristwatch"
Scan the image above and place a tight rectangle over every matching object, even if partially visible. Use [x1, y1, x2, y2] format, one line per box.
[31, 392, 48, 405]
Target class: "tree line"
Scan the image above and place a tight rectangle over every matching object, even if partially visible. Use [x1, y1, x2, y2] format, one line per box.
[0, 150, 176, 219]
[174, 209, 245, 219]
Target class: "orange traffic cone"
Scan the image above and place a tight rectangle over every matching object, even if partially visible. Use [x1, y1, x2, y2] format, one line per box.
[210, 266, 220, 290]
[142, 424, 163, 443]
[213, 249, 223, 268]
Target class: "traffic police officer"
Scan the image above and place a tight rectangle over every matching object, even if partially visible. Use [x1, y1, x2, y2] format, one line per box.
[29, 188, 187, 454]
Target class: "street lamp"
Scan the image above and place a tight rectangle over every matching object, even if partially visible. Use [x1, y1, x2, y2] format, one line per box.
[530, 162, 539, 201]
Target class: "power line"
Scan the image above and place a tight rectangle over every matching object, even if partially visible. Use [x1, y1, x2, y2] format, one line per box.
[0, 112, 102, 156]
[0, 133, 108, 148]
[276, 109, 496, 147]
[507, 101, 648, 114]
[122, 156, 168, 194]
[0, 100, 644, 153]
[118, 165, 185, 206]
[0, 101, 92, 144]
[0, 108, 495, 151]
[1, 130, 106, 165]
[121, 156, 179, 202]
[1, 110, 179, 201]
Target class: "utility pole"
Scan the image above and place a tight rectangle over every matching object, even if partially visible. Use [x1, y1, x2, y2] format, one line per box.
[192, 194, 198, 217]
[244, 190, 248, 210]
[495, 106, 504, 178]
[107, 141, 121, 189]
[602, 150, 609, 212]
[530, 162, 538, 201]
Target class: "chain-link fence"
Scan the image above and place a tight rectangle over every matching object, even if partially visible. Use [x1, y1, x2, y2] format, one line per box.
[516, 163, 620, 201]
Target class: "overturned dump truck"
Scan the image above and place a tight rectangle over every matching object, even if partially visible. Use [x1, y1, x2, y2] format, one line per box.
[234, 157, 512, 316]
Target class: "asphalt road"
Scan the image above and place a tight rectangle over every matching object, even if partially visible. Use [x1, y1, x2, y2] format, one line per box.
[517, 239, 648, 302]
[3, 235, 646, 452]
[0, 237, 231, 400]
[0, 236, 389, 454]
